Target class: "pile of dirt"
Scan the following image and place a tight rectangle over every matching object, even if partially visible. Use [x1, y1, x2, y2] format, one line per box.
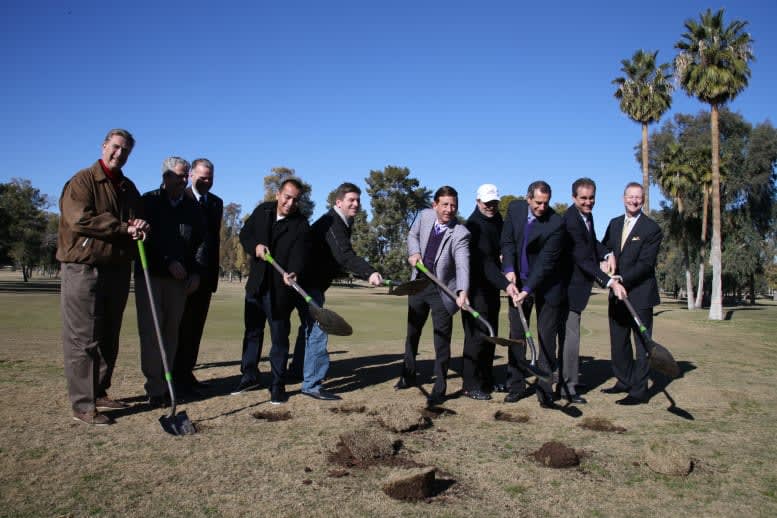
[382, 467, 436, 501]
[330, 403, 366, 414]
[494, 410, 530, 423]
[251, 410, 292, 421]
[374, 404, 432, 433]
[530, 441, 580, 468]
[328, 426, 420, 469]
[643, 440, 693, 476]
[578, 416, 626, 433]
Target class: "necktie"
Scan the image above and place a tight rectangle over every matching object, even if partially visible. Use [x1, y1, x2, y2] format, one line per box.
[584, 216, 591, 233]
[520, 217, 535, 281]
[621, 217, 631, 250]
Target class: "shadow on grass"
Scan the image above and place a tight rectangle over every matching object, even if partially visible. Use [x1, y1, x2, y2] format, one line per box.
[0, 280, 61, 293]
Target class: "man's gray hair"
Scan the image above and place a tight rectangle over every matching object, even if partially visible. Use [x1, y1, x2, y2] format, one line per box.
[192, 158, 214, 172]
[161, 156, 191, 174]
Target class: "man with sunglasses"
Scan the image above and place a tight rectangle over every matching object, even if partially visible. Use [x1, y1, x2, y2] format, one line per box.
[134, 157, 206, 408]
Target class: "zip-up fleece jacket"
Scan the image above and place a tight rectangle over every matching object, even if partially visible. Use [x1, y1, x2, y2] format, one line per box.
[56, 161, 143, 265]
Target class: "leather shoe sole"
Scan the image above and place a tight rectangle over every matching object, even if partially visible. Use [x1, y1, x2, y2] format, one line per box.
[615, 395, 647, 406]
[463, 389, 492, 401]
[302, 389, 341, 401]
[600, 385, 628, 394]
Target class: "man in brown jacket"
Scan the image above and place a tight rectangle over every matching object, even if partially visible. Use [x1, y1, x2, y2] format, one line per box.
[57, 129, 149, 426]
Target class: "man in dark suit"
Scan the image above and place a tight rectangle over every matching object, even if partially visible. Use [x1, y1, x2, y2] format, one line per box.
[461, 184, 520, 400]
[395, 186, 470, 406]
[300, 182, 383, 401]
[174, 158, 223, 395]
[501, 180, 564, 407]
[235, 178, 310, 404]
[600, 182, 662, 405]
[559, 178, 626, 404]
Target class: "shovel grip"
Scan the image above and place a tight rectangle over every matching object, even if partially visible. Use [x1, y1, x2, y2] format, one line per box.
[137, 239, 149, 270]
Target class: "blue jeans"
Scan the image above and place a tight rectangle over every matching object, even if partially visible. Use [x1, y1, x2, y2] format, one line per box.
[301, 289, 329, 392]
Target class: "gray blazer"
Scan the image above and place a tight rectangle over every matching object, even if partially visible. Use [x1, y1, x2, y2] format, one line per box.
[408, 208, 471, 315]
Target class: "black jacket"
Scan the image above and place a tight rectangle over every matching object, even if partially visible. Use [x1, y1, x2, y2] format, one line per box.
[602, 212, 662, 309]
[185, 187, 223, 293]
[562, 205, 612, 313]
[466, 207, 509, 299]
[501, 199, 565, 304]
[240, 201, 310, 317]
[306, 208, 375, 292]
[138, 188, 205, 279]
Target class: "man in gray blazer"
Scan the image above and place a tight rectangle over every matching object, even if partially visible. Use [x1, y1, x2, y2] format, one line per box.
[394, 186, 470, 405]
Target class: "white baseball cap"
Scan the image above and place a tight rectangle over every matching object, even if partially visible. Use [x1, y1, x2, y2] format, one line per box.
[476, 183, 500, 203]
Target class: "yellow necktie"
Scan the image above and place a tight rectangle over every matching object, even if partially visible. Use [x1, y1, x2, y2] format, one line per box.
[621, 217, 631, 250]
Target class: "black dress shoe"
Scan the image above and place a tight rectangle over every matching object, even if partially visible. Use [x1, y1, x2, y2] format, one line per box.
[492, 383, 508, 393]
[504, 391, 525, 403]
[615, 395, 647, 406]
[270, 386, 288, 405]
[393, 376, 416, 390]
[302, 389, 341, 401]
[537, 390, 558, 409]
[600, 384, 628, 394]
[565, 394, 587, 404]
[463, 389, 492, 401]
[231, 379, 261, 395]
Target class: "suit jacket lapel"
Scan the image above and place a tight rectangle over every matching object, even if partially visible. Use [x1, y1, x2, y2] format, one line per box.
[435, 226, 453, 263]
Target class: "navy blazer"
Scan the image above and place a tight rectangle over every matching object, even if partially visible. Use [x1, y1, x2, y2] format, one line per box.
[562, 205, 612, 313]
[602, 212, 662, 309]
[185, 187, 223, 293]
[239, 201, 310, 317]
[501, 199, 565, 305]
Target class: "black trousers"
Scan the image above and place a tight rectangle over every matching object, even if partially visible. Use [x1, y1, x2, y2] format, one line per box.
[174, 286, 213, 385]
[506, 295, 562, 400]
[461, 290, 499, 392]
[241, 291, 291, 389]
[402, 283, 453, 396]
[608, 299, 651, 399]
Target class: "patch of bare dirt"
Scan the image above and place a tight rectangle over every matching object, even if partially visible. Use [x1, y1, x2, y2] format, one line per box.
[382, 467, 436, 500]
[251, 410, 292, 421]
[643, 440, 694, 476]
[530, 441, 580, 468]
[494, 410, 530, 423]
[578, 416, 626, 433]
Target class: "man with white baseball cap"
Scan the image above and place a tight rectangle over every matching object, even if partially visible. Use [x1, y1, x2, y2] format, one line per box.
[461, 184, 520, 400]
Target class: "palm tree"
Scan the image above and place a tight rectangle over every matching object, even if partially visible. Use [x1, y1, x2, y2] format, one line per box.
[613, 50, 673, 212]
[674, 8, 754, 320]
[655, 142, 697, 309]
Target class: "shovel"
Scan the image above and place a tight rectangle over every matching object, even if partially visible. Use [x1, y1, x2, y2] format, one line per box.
[622, 296, 680, 378]
[263, 251, 353, 336]
[383, 278, 430, 296]
[413, 262, 551, 382]
[136, 240, 196, 436]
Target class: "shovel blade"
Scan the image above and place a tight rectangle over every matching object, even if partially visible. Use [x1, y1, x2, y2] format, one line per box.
[159, 411, 197, 436]
[390, 278, 429, 296]
[647, 340, 680, 378]
[483, 336, 526, 348]
[310, 305, 353, 336]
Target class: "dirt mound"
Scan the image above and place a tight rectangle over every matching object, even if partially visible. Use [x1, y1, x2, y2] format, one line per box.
[374, 404, 432, 432]
[327, 426, 424, 469]
[382, 467, 436, 501]
[251, 410, 291, 421]
[330, 403, 366, 414]
[421, 406, 457, 419]
[643, 440, 693, 476]
[494, 410, 530, 423]
[531, 441, 580, 468]
[578, 416, 626, 433]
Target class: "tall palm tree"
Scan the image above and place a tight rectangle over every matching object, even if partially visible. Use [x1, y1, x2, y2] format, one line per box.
[613, 50, 673, 212]
[674, 8, 754, 320]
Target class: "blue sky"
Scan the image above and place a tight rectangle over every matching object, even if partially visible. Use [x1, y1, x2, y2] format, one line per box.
[2, 1, 775, 236]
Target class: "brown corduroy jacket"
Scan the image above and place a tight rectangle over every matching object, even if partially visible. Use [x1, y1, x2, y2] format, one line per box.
[56, 161, 143, 265]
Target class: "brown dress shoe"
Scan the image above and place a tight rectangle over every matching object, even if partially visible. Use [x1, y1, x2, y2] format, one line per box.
[73, 410, 114, 426]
